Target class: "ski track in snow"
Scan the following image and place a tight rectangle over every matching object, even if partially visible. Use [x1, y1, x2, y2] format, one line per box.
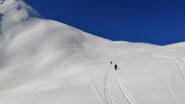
[173, 58, 185, 84]
[106, 67, 116, 104]
[172, 59, 185, 103]
[168, 77, 184, 104]
[90, 68, 107, 104]
[103, 65, 115, 104]
[90, 64, 116, 104]
[153, 54, 185, 104]
[113, 69, 137, 104]
[1, 1, 185, 103]
[91, 62, 136, 104]
[180, 59, 185, 74]
[153, 55, 185, 84]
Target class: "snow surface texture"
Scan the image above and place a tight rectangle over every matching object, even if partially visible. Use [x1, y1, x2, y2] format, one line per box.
[0, 0, 185, 104]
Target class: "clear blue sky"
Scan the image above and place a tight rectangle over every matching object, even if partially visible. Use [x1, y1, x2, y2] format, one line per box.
[24, 0, 185, 45]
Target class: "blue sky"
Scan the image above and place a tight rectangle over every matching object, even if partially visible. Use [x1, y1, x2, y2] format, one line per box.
[25, 0, 185, 45]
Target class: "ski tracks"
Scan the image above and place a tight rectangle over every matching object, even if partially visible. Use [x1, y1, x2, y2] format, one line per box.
[113, 69, 137, 104]
[90, 64, 116, 104]
[172, 58, 185, 84]
[153, 55, 185, 83]
[153, 54, 185, 104]
[103, 65, 116, 104]
[90, 64, 137, 104]
[90, 68, 107, 104]
[168, 77, 184, 104]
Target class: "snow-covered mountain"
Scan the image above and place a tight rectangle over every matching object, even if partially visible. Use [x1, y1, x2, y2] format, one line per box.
[0, 0, 185, 104]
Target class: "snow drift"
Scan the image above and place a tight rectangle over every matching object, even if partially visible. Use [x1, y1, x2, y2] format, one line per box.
[0, 0, 185, 104]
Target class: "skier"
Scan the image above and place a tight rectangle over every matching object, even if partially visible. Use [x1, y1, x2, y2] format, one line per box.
[114, 64, 118, 70]
[110, 61, 112, 65]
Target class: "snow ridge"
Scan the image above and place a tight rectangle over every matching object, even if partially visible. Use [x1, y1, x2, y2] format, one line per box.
[0, 0, 185, 104]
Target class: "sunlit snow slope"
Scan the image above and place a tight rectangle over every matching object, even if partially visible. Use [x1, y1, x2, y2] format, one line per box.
[0, 0, 185, 104]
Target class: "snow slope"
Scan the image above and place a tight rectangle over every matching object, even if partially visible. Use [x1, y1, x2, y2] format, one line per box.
[0, 0, 185, 104]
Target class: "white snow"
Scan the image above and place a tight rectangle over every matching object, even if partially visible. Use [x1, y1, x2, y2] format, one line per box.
[0, 0, 185, 104]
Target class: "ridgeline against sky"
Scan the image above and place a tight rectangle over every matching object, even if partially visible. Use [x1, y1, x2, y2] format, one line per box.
[25, 0, 185, 45]
[0, 1, 185, 104]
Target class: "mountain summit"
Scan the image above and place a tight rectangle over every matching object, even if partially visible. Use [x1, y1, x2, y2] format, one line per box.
[0, 1, 185, 104]
[0, 0, 40, 37]
[0, 0, 40, 20]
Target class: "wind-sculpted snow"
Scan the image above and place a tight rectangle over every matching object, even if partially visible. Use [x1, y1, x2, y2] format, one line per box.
[0, 0, 185, 104]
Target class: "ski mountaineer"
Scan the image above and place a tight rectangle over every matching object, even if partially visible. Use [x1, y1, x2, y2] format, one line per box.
[114, 64, 118, 70]
[110, 61, 113, 65]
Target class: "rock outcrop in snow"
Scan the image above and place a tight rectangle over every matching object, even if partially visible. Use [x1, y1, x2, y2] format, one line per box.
[0, 0, 40, 20]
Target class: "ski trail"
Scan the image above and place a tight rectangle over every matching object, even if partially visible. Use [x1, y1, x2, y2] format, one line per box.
[156, 49, 185, 83]
[153, 54, 185, 104]
[172, 58, 185, 84]
[172, 57, 185, 103]
[153, 55, 185, 84]
[113, 69, 137, 104]
[168, 77, 184, 104]
[103, 65, 111, 104]
[106, 87, 116, 104]
[178, 59, 185, 77]
[105, 66, 116, 104]
[103, 65, 116, 104]
[90, 68, 107, 104]
[171, 78, 185, 103]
